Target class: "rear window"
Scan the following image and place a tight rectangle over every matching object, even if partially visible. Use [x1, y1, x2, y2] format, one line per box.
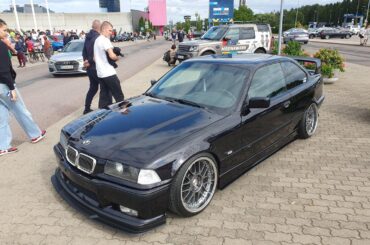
[257, 24, 270, 32]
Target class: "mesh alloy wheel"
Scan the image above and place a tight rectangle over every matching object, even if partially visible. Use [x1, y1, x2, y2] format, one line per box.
[180, 157, 217, 214]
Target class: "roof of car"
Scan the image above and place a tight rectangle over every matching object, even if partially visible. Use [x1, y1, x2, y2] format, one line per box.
[188, 53, 289, 65]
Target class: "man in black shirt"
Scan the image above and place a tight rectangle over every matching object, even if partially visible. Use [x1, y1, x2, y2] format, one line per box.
[82, 19, 111, 114]
[0, 19, 46, 156]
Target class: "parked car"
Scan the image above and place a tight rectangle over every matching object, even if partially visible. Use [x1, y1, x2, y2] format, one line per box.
[176, 23, 272, 62]
[283, 28, 308, 37]
[52, 53, 324, 232]
[320, 28, 352, 39]
[48, 39, 85, 75]
[47, 35, 64, 51]
[308, 28, 319, 39]
[283, 31, 309, 44]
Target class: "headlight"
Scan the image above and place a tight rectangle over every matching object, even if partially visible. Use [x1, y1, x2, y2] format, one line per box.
[104, 161, 161, 185]
[59, 132, 68, 150]
[49, 60, 56, 65]
[189, 46, 199, 52]
[138, 169, 161, 185]
[76, 58, 83, 63]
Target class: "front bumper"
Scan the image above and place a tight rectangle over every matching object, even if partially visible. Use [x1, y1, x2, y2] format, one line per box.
[48, 62, 86, 75]
[52, 144, 169, 233]
[176, 51, 197, 61]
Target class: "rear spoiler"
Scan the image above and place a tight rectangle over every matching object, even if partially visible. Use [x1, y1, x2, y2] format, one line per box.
[290, 56, 321, 75]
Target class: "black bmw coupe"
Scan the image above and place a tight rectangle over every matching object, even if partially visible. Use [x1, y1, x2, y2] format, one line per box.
[52, 54, 324, 233]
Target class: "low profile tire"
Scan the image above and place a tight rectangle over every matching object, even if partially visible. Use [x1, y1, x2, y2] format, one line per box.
[298, 103, 319, 139]
[169, 153, 218, 217]
[345, 34, 350, 39]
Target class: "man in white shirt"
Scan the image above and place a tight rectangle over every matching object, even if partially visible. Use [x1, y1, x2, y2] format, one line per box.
[94, 21, 124, 109]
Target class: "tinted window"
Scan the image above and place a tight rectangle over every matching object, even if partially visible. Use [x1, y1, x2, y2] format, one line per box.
[281, 62, 307, 90]
[240, 27, 255, 39]
[149, 62, 249, 112]
[248, 63, 286, 98]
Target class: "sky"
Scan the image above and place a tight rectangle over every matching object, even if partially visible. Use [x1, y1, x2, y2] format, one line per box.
[0, 0, 341, 23]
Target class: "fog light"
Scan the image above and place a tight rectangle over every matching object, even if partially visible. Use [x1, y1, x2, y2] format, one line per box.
[119, 205, 138, 217]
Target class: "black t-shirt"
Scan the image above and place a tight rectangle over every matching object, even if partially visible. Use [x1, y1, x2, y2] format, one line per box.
[0, 40, 15, 90]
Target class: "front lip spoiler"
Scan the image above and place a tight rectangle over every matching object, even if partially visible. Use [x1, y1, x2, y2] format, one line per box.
[51, 168, 166, 233]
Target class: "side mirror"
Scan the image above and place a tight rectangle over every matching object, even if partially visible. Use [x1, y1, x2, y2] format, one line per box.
[151, 79, 157, 86]
[248, 97, 270, 109]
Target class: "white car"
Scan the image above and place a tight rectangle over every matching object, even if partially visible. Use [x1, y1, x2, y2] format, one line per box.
[48, 40, 86, 76]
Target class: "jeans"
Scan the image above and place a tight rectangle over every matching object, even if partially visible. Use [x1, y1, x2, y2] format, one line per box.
[0, 84, 41, 150]
[99, 75, 124, 109]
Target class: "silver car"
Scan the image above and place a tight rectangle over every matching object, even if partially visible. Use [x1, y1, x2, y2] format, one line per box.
[48, 40, 86, 76]
[283, 31, 309, 44]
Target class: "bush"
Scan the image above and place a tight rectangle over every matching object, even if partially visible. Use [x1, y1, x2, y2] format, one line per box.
[313, 49, 345, 78]
[282, 41, 305, 56]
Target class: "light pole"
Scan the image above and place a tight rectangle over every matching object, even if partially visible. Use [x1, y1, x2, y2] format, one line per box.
[45, 0, 52, 33]
[30, 0, 38, 31]
[295, 0, 300, 27]
[366, 0, 370, 27]
[11, 0, 21, 33]
[278, 0, 284, 55]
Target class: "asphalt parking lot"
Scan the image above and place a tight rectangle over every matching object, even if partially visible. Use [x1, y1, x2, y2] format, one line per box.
[0, 57, 370, 244]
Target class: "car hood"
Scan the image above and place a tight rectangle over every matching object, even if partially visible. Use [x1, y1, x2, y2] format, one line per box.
[50, 52, 82, 61]
[180, 39, 220, 46]
[63, 96, 223, 167]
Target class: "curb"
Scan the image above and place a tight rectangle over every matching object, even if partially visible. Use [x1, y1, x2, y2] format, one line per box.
[309, 39, 367, 48]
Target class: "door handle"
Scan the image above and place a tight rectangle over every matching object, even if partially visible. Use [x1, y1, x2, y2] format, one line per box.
[283, 100, 291, 108]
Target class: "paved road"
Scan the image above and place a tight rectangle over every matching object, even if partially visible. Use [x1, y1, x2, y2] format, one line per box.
[11, 40, 170, 146]
[305, 42, 370, 66]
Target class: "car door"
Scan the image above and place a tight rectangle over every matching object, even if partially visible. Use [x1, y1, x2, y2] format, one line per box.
[280, 61, 310, 132]
[234, 63, 292, 170]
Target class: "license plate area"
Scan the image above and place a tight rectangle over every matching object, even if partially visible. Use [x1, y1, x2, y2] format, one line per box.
[60, 65, 74, 69]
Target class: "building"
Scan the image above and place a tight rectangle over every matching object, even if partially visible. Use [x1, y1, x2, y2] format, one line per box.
[3, 4, 54, 13]
[239, 0, 246, 7]
[148, 0, 167, 35]
[99, 0, 120, 12]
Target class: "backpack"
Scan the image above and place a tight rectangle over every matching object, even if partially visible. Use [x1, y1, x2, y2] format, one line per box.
[163, 50, 170, 62]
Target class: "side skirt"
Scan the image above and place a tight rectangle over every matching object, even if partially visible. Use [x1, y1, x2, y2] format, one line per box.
[218, 131, 297, 189]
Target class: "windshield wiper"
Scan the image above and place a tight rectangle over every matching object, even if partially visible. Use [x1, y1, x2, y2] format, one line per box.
[172, 98, 208, 109]
[144, 92, 158, 99]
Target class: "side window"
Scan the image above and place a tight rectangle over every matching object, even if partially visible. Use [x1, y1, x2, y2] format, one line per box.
[224, 28, 239, 43]
[281, 62, 307, 90]
[240, 27, 255, 39]
[248, 63, 287, 98]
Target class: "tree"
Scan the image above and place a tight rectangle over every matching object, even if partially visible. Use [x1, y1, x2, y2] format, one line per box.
[234, 6, 254, 22]
[138, 17, 145, 32]
[195, 13, 202, 31]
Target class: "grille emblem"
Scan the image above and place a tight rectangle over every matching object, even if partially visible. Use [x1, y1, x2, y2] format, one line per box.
[82, 139, 91, 145]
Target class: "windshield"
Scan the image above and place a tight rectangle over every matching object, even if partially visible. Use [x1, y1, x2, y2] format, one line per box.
[62, 42, 84, 52]
[147, 62, 249, 113]
[201, 26, 228, 41]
